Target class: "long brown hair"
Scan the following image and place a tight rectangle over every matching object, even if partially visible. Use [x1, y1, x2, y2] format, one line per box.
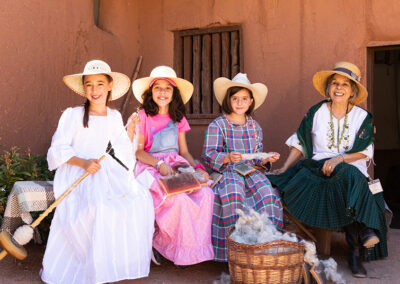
[221, 86, 255, 115]
[82, 74, 113, 128]
[140, 86, 186, 122]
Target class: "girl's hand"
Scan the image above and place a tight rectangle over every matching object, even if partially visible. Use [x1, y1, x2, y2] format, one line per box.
[83, 159, 102, 174]
[195, 168, 209, 181]
[127, 113, 140, 138]
[262, 152, 280, 164]
[159, 163, 174, 176]
[322, 156, 343, 176]
[229, 152, 242, 163]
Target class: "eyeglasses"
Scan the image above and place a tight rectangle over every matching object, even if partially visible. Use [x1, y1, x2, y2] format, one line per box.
[153, 86, 173, 94]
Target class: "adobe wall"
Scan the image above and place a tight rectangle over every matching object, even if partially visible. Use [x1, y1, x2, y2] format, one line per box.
[131, 0, 400, 162]
[2, 0, 400, 165]
[0, 0, 141, 154]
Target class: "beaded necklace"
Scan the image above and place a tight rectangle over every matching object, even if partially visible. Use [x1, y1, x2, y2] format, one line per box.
[327, 102, 350, 151]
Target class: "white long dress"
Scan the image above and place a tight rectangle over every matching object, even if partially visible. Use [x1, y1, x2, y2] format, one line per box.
[41, 106, 155, 284]
[286, 103, 373, 177]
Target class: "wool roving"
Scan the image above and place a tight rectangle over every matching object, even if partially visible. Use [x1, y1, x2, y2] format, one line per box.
[12, 225, 34, 246]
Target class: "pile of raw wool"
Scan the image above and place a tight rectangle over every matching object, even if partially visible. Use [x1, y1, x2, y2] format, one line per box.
[302, 240, 346, 284]
[229, 209, 346, 284]
[230, 209, 298, 244]
[212, 272, 230, 284]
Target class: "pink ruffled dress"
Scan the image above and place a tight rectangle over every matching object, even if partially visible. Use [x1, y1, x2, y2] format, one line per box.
[134, 110, 214, 265]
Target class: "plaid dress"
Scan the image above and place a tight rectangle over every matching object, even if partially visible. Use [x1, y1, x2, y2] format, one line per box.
[201, 115, 283, 262]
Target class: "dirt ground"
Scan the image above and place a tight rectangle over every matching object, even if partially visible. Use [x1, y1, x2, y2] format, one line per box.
[1, 229, 399, 284]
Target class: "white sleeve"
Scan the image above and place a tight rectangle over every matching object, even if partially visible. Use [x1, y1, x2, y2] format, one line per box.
[47, 108, 78, 171]
[285, 133, 305, 155]
[358, 144, 373, 160]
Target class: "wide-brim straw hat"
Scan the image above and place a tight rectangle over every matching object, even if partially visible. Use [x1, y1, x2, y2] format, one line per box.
[312, 61, 368, 105]
[214, 73, 268, 110]
[63, 60, 131, 101]
[132, 66, 194, 104]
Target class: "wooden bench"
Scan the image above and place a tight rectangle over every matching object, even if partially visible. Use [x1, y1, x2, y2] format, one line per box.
[283, 205, 332, 256]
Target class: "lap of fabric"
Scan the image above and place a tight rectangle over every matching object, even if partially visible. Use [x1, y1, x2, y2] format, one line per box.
[135, 152, 215, 265]
[267, 159, 388, 261]
[212, 168, 283, 262]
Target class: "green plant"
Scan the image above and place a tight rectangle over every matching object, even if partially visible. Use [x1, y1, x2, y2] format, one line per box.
[0, 146, 54, 225]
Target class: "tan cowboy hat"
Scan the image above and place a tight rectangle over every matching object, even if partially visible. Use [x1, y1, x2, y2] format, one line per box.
[214, 73, 268, 110]
[132, 66, 194, 104]
[312, 61, 368, 105]
[63, 60, 131, 101]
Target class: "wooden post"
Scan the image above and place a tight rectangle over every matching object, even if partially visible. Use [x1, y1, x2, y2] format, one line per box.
[201, 34, 211, 114]
[120, 56, 143, 117]
[212, 33, 221, 114]
[221, 32, 231, 79]
[192, 35, 201, 114]
[314, 228, 332, 256]
[183, 36, 193, 114]
[231, 31, 240, 77]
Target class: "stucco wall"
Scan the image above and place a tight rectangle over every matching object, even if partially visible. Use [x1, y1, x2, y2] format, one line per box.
[129, 0, 400, 162]
[0, 0, 141, 154]
[2, 0, 400, 165]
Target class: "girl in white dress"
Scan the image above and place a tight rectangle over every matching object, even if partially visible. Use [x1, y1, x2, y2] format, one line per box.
[41, 60, 155, 284]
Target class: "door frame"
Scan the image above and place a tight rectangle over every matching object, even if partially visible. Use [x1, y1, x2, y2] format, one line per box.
[366, 43, 400, 177]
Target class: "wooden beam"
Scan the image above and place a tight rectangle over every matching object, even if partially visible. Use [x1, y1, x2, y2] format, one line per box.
[183, 36, 193, 113]
[221, 32, 231, 79]
[176, 25, 241, 37]
[192, 35, 201, 114]
[212, 33, 222, 114]
[201, 34, 211, 114]
[231, 31, 240, 77]
[173, 33, 183, 77]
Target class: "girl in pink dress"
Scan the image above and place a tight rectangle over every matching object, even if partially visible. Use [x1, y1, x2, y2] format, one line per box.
[132, 66, 214, 265]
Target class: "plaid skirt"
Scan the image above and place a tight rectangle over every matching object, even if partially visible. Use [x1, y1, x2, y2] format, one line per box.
[212, 166, 283, 262]
[268, 159, 387, 261]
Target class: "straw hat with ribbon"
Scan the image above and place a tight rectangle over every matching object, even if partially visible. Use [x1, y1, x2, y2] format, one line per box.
[132, 66, 194, 104]
[214, 73, 268, 110]
[63, 60, 131, 101]
[312, 61, 368, 105]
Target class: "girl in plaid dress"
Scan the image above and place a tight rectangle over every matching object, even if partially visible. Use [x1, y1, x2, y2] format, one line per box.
[201, 73, 283, 262]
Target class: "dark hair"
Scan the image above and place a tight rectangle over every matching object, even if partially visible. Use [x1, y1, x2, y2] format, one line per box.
[140, 85, 186, 122]
[324, 74, 359, 103]
[221, 86, 255, 115]
[82, 74, 113, 128]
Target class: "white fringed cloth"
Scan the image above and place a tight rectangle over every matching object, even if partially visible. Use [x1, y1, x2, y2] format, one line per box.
[0, 180, 54, 243]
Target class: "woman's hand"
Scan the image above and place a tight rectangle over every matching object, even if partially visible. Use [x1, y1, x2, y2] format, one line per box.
[229, 152, 242, 163]
[271, 167, 287, 175]
[83, 159, 102, 174]
[127, 112, 140, 141]
[158, 163, 174, 176]
[195, 168, 209, 181]
[262, 152, 280, 164]
[322, 155, 344, 176]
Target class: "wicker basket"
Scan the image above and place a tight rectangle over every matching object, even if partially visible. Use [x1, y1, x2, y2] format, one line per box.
[227, 228, 305, 284]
